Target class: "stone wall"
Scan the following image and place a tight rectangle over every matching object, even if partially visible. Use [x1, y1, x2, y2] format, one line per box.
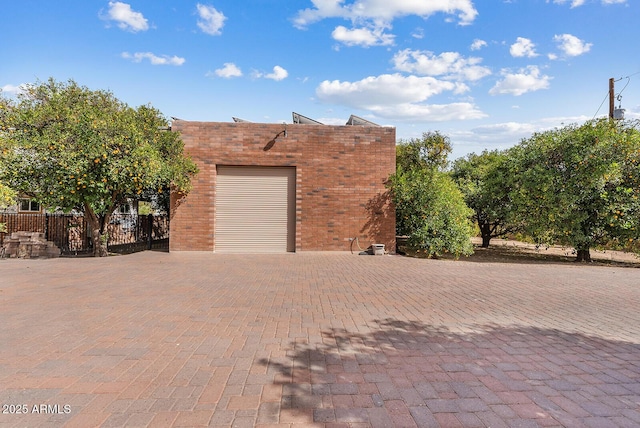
[3, 232, 61, 259]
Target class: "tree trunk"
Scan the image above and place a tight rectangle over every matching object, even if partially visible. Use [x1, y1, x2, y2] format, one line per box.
[85, 203, 109, 257]
[480, 222, 492, 248]
[575, 248, 591, 262]
[90, 225, 108, 257]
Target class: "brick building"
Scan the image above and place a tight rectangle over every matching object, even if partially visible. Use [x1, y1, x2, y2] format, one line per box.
[169, 115, 396, 253]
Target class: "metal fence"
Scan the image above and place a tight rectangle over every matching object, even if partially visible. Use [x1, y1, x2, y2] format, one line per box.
[0, 213, 169, 255]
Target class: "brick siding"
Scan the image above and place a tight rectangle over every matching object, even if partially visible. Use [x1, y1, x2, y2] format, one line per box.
[169, 120, 396, 252]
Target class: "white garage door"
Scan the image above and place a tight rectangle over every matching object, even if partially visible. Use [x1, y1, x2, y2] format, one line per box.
[215, 166, 295, 253]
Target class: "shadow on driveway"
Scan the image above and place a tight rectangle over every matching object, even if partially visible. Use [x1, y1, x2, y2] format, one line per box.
[260, 319, 640, 427]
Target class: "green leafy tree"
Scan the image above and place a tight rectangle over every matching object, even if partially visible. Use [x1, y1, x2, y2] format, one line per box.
[508, 119, 640, 261]
[0, 79, 198, 256]
[390, 133, 474, 258]
[0, 94, 17, 208]
[0, 184, 15, 208]
[452, 150, 519, 247]
[396, 131, 453, 171]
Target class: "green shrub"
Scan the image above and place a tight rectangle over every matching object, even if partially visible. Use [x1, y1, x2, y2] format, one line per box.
[390, 167, 474, 258]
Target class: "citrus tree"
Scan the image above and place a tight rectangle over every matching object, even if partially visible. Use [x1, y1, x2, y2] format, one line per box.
[0, 94, 17, 208]
[0, 184, 15, 208]
[0, 79, 198, 256]
[452, 150, 519, 247]
[508, 119, 640, 261]
[396, 131, 453, 171]
[389, 132, 474, 258]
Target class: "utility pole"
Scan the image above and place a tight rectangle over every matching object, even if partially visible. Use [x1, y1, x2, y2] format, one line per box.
[609, 77, 615, 120]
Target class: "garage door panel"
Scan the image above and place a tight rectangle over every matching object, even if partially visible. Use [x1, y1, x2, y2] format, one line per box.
[215, 166, 295, 253]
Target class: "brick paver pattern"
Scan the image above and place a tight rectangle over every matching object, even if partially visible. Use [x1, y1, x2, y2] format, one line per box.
[1, 252, 639, 427]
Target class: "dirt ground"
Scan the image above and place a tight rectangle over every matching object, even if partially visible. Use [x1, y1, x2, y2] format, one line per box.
[465, 237, 640, 267]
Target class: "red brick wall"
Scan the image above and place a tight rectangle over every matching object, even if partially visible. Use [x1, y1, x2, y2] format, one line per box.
[169, 120, 396, 252]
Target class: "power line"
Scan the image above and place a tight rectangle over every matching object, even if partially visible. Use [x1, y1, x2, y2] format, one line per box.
[616, 70, 640, 81]
[593, 71, 639, 119]
[593, 90, 610, 120]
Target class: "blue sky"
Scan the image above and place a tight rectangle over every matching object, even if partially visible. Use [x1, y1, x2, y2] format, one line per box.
[2, 0, 639, 159]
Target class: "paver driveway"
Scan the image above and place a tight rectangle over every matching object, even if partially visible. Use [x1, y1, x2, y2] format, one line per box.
[1, 252, 639, 427]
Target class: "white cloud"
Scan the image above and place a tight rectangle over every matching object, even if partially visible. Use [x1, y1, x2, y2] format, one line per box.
[411, 28, 425, 39]
[510, 37, 538, 58]
[622, 106, 640, 121]
[553, 34, 592, 57]
[448, 122, 542, 156]
[471, 121, 540, 136]
[489, 66, 552, 96]
[254, 66, 289, 81]
[548, 0, 626, 6]
[448, 115, 596, 157]
[1, 84, 26, 96]
[196, 3, 226, 36]
[317, 74, 456, 106]
[470, 39, 487, 51]
[315, 73, 486, 121]
[547, 0, 585, 7]
[294, 1, 477, 50]
[370, 102, 486, 122]
[103, 1, 149, 32]
[293, 0, 478, 29]
[121, 52, 185, 66]
[331, 25, 394, 47]
[392, 49, 491, 82]
[267, 66, 289, 81]
[470, 115, 591, 140]
[213, 63, 243, 78]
